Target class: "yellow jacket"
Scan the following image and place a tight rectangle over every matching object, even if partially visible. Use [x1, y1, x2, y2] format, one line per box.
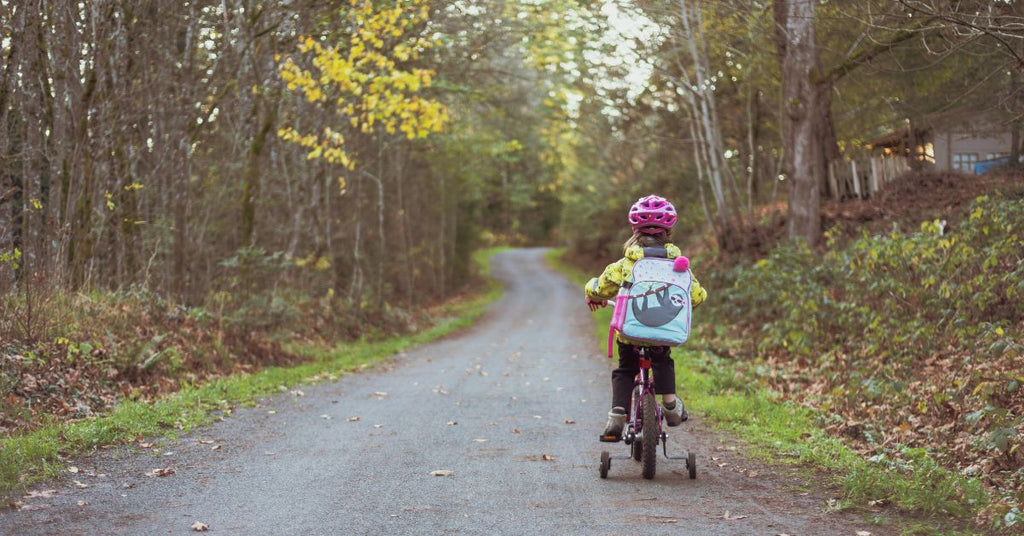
[584, 244, 707, 344]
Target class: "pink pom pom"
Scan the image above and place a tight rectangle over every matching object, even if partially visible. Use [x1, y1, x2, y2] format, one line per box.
[673, 256, 690, 273]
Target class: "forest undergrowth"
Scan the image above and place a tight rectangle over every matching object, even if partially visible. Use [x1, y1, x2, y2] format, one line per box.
[0, 250, 499, 439]
[700, 171, 1024, 530]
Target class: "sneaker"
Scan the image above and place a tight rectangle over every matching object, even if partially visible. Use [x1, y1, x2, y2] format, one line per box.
[663, 399, 688, 426]
[600, 409, 627, 442]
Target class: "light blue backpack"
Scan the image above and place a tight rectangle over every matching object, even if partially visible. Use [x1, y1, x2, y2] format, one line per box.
[607, 248, 692, 356]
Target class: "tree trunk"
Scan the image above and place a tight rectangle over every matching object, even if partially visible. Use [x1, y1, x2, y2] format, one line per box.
[745, 87, 761, 214]
[775, 0, 824, 245]
[675, 0, 742, 249]
[1011, 55, 1023, 164]
[241, 98, 278, 247]
[68, 60, 98, 289]
[1011, 123, 1022, 164]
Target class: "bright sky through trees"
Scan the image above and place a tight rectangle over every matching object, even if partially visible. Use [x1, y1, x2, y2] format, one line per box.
[591, 1, 660, 108]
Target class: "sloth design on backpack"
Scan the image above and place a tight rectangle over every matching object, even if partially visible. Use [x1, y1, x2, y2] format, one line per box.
[607, 248, 692, 356]
[630, 281, 687, 326]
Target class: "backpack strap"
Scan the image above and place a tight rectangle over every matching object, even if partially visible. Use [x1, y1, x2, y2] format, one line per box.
[642, 246, 668, 258]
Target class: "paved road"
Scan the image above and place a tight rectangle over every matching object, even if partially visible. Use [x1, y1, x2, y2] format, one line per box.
[3, 249, 892, 535]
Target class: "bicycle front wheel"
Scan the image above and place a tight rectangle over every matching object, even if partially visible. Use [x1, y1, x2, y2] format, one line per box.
[640, 391, 658, 479]
[631, 386, 642, 461]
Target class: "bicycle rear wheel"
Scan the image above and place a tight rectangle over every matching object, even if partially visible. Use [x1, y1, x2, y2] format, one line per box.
[640, 391, 658, 479]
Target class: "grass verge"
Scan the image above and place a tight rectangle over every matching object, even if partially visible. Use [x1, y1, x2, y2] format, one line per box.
[545, 248, 989, 535]
[0, 247, 507, 495]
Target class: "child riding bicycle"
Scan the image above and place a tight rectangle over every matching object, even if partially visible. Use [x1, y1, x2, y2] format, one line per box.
[584, 195, 707, 442]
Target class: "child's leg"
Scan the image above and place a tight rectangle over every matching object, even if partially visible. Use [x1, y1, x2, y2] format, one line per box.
[650, 346, 688, 425]
[611, 342, 641, 411]
[648, 346, 677, 400]
[601, 342, 640, 442]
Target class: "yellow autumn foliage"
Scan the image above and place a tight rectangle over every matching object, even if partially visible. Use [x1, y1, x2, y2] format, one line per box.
[276, 0, 447, 182]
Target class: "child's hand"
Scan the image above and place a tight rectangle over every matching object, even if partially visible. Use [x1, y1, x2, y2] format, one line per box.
[586, 298, 607, 312]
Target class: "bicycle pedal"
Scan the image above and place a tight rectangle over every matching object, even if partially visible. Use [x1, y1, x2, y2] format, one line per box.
[599, 433, 622, 443]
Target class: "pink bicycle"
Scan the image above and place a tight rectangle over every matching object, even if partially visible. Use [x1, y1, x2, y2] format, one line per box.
[599, 347, 696, 480]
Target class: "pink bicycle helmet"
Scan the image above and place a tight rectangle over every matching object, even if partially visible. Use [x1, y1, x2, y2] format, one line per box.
[628, 195, 677, 233]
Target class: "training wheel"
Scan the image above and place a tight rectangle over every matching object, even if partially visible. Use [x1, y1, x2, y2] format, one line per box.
[687, 451, 697, 479]
[600, 451, 611, 479]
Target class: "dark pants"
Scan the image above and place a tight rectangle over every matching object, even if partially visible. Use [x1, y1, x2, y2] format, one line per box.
[611, 342, 676, 411]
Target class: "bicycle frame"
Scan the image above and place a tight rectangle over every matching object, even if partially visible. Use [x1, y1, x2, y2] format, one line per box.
[623, 352, 663, 446]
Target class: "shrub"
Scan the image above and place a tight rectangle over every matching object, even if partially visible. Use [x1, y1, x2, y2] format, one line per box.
[706, 195, 1024, 527]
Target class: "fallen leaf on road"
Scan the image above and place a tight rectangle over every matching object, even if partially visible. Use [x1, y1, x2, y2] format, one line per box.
[139, 442, 154, 448]
[320, 414, 332, 420]
[68, 466, 79, 474]
[23, 490, 57, 499]
[429, 470, 453, 477]
[191, 521, 209, 532]
[746, 470, 759, 478]
[374, 424, 384, 428]
[533, 415, 542, 419]
[290, 390, 304, 397]
[347, 416, 361, 422]
[446, 421, 458, 426]
[564, 419, 575, 424]
[721, 511, 747, 520]
[511, 429, 521, 434]
[211, 445, 221, 451]
[122, 483, 135, 489]
[72, 480, 89, 489]
[197, 440, 214, 445]
[77, 501, 87, 507]
[856, 532, 872, 536]
[473, 438, 488, 443]
[868, 499, 890, 507]
[267, 410, 277, 415]
[145, 467, 175, 477]
[371, 391, 388, 398]
[541, 454, 555, 461]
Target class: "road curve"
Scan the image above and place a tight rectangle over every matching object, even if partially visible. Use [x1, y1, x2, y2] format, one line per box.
[3, 249, 893, 535]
